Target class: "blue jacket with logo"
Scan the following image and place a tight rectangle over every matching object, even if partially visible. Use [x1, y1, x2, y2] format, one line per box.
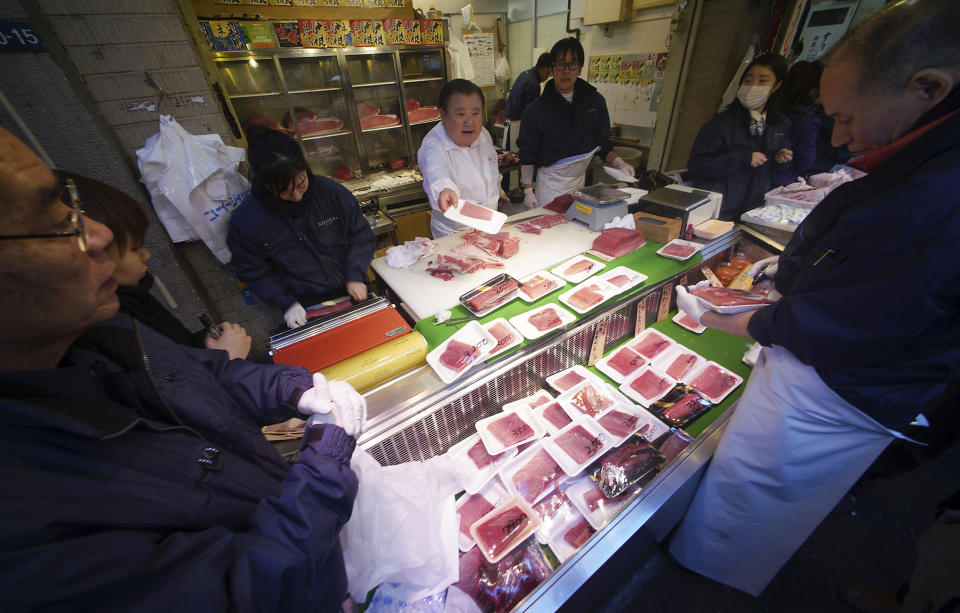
[748, 108, 960, 430]
[227, 173, 375, 310]
[517, 78, 614, 168]
[0, 313, 357, 611]
[687, 102, 791, 220]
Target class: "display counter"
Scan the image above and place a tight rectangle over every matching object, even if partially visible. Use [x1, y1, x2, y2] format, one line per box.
[355, 219, 779, 610]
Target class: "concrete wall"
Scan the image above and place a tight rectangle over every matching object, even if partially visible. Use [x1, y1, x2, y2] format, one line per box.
[1, 0, 283, 361]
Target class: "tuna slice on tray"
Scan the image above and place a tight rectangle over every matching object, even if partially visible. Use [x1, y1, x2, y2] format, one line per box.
[460, 200, 496, 221]
[542, 402, 572, 429]
[555, 425, 605, 464]
[528, 308, 563, 332]
[570, 384, 613, 417]
[488, 321, 517, 353]
[467, 278, 519, 312]
[439, 338, 480, 373]
[459, 493, 495, 537]
[591, 227, 646, 258]
[553, 370, 585, 391]
[607, 347, 645, 377]
[359, 113, 399, 129]
[408, 107, 441, 123]
[563, 259, 595, 276]
[472, 503, 533, 560]
[665, 352, 700, 380]
[528, 395, 550, 409]
[356, 101, 379, 118]
[298, 117, 344, 135]
[632, 333, 672, 359]
[629, 370, 673, 400]
[597, 409, 639, 438]
[690, 286, 776, 307]
[511, 449, 565, 503]
[520, 275, 561, 300]
[563, 518, 595, 548]
[463, 231, 520, 259]
[468, 439, 504, 469]
[676, 311, 701, 329]
[487, 412, 536, 447]
[660, 242, 697, 258]
[594, 440, 664, 497]
[660, 392, 709, 424]
[606, 274, 632, 288]
[568, 283, 606, 311]
[689, 363, 739, 399]
[583, 484, 630, 512]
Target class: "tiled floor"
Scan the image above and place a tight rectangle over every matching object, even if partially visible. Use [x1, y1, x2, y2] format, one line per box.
[589, 439, 960, 612]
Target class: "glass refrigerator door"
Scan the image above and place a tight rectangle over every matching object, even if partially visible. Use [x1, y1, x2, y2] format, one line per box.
[217, 58, 288, 135]
[278, 55, 360, 180]
[346, 52, 410, 173]
[400, 49, 445, 161]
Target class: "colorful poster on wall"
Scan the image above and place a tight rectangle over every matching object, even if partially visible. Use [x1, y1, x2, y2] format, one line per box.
[384, 0, 405, 6]
[327, 19, 352, 47]
[462, 30, 495, 87]
[421, 19, 442, 44]
[384, 18, 405, 45]
[293, 0, 320, 5]
[370, 20, 385, 46]
[350, 20, 374, 46]
[319, 0, 342, 6]
[587, 52, 668, 128]
[363, 0, 385, 6]
[199, 21, 246, 51]
[274, 21, 301, 47]
[341, 0, 363, 6]
[242, 21, 274, 48]
[299, 19, 325, 47]
[403, 19, 421, 45]
[269, 0, 294, 5]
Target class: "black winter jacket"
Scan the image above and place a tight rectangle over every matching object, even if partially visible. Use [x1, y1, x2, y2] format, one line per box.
[517, 78, 614, 168]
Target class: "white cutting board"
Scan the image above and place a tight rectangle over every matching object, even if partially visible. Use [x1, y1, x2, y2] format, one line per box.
[371, 207, 600, 321]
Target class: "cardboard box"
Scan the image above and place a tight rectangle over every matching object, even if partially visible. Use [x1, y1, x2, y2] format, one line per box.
[633, 212, 682, 244]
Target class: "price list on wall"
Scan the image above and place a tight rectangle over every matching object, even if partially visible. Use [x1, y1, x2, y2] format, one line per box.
[0, 21, 44, 52]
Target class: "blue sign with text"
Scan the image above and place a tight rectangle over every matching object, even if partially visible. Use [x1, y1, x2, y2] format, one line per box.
[0, 21, 45, 52]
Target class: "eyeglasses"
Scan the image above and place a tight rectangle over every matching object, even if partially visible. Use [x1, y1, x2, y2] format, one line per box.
[0, 178, 89, 252]
[552, 62, 581, 71]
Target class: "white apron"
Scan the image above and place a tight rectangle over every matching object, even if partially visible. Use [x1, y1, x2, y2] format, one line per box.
[668, 345, 899, 596]
[535, 146, 599, 206]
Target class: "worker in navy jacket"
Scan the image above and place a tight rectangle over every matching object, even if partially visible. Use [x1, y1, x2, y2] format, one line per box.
[687, 53, 793, 220]
[227, 127, 375, 329]
[671, 0, 960, 596]
[0, 125, 367, 611]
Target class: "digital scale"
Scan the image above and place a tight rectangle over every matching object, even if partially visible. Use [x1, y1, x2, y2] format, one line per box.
[565, 184, 632, 231]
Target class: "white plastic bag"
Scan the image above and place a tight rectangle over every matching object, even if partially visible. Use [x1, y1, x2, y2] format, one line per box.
[341, 449, 460, 602]
[136, 115, 249, 263]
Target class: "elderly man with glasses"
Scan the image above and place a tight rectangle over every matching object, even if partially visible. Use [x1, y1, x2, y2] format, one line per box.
[516, 37, 635, 208]
[0, 126, 368, 611]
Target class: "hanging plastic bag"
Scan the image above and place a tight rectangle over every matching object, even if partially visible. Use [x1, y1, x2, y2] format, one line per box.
[136, 115, 249, 263]
[341, 449, 461, 603]
[495, 56, 511, 87]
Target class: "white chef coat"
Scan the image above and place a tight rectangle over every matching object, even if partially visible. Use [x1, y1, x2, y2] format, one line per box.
[418, 122, 500, 238]
[668, 344, 898, 596]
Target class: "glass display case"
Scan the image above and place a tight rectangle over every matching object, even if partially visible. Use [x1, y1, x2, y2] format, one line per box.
[213, 44, 447, 181]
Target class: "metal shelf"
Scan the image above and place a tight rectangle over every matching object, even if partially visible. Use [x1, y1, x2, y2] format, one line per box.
[352, 80, 398, 89]
[402, 77, 444, 84]
[287, 86, 342, 94]
[227, 91, 281, 99]
[360, 123, 403, 133]
[301, 129, 354, 141]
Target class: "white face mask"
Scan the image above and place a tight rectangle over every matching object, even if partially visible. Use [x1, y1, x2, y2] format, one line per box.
[737, 84, 771, 110]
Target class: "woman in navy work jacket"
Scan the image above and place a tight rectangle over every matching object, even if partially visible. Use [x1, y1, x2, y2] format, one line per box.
[227, 127, 375, 329]
[687, 53, 793, 220]
[770, 60, 851, 187]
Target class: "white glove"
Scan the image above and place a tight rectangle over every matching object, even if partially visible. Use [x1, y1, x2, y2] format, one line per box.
[298, 373, 367, 437]
[523, 187, 538, 210]
[675, 281, 712, 326]
[746, 256, 779, 286]
[284, 301, 307, 328]
[612, 157, 636, 179]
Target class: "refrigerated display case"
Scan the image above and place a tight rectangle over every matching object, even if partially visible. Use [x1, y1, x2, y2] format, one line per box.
[212, 44, 447, 186]
[354, 227, 780, 610]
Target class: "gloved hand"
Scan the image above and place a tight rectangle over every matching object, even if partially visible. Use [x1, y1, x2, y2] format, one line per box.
[297, 373, 367, 437]
[523, 187, 538, 210]
[612, 157, 636, 179]
[284, 301, 307, 329]
[746, 255, 779, 287]
[675, 280, 712, 326]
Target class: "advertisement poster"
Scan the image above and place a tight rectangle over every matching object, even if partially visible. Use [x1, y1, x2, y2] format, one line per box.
[274, 21, 301, 47]
[242, 21, 274, 48]
[462, 30, 495, 87]
[199, 21, 246, 51]
[587, 52, 668, 128]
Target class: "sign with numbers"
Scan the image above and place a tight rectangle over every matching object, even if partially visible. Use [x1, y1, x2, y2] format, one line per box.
[0, 21, 44, 52]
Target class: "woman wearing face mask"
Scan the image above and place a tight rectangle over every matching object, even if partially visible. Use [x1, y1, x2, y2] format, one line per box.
[418, 78, 503, 238]
[687, 53, 793, 220]
[227, 127, 376, 329]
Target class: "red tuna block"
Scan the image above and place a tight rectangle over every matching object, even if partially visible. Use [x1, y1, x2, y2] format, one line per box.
[459, 493, 495, 537]
[629, 370, 672, 401]
[592, 228, 646, 258]
[510, 449, 564, 503]
[607, 347, 645, 377]
[563, 518, 595, 548]
[597, 409, 639, 438]
[555, 425, 604, 464]
[439, 339, 480, 372]
[528, 308, 562, 332]
[487, 412, 536, 447]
